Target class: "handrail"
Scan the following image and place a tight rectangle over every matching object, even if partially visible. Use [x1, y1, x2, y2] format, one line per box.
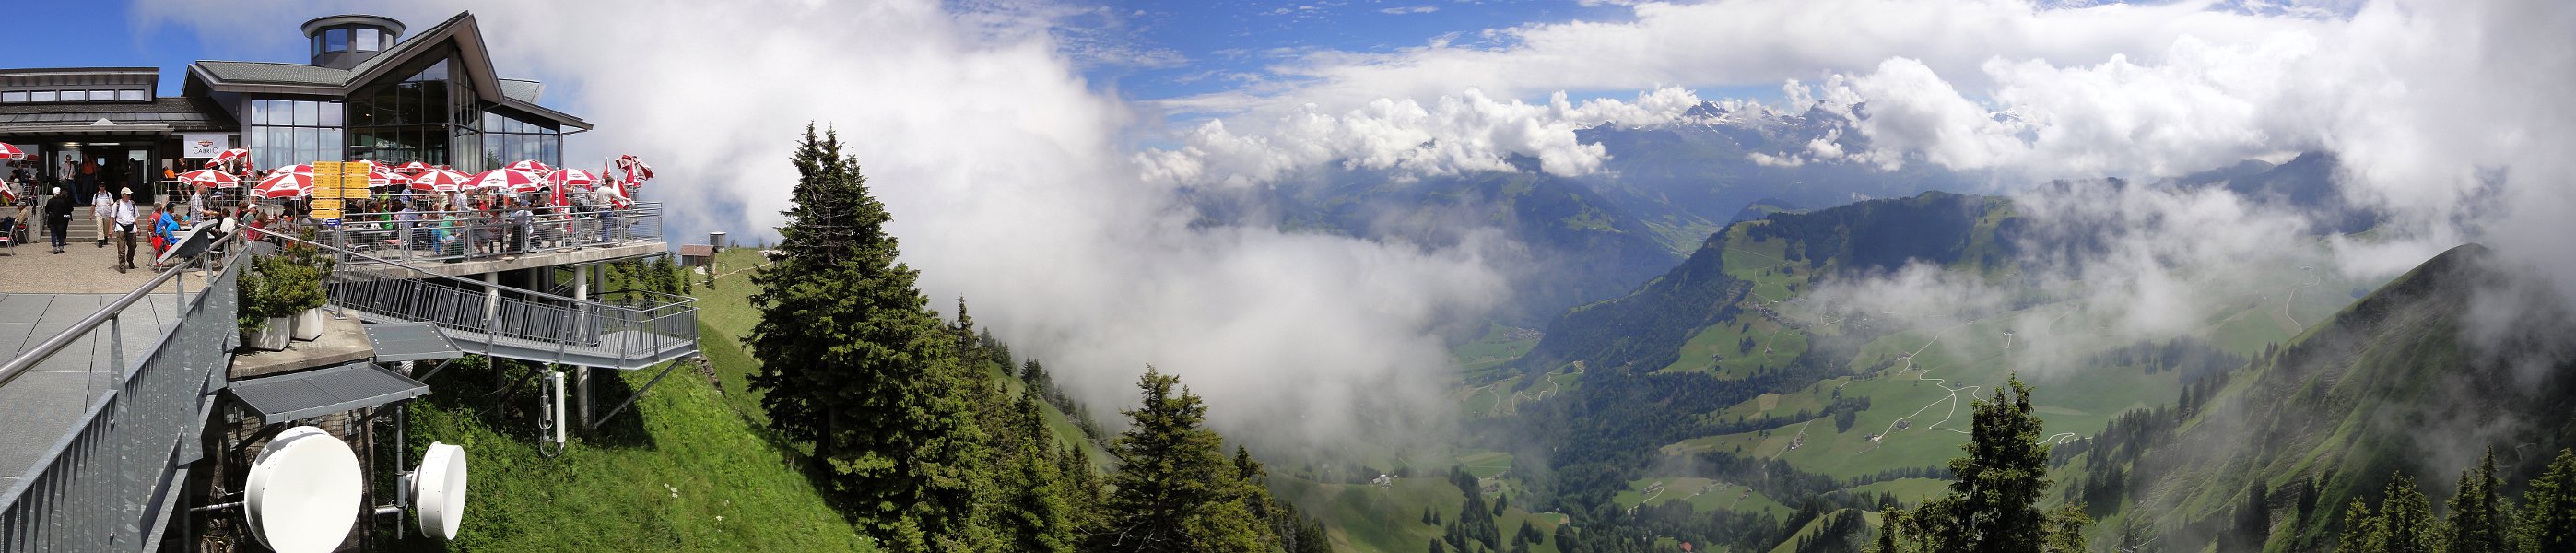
[0, 239, 213, 390]
[258, 231, 697, 369]
[318, 202, 665, 264]
[264, 231, 686, 307]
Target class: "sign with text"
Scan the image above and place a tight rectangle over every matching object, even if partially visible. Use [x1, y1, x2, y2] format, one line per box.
[311, 161, 347, 200]
[182, 135, 230, 159]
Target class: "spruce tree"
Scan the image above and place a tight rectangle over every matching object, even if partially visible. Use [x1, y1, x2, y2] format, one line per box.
[1896, 374, 2078, 552]
[1004, 387, 1077, 553]
[745, 125, 985, 539]
[2449, 447, 2508, 553]
[2520, 448, 2576, 552]
[2346, 499, 2384, 553]
[2380, 473, 2442, 553]
[1096, 366, 1267, 552]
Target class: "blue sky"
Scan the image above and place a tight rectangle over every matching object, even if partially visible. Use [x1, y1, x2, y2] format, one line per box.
[1065, 1, 1634, 100]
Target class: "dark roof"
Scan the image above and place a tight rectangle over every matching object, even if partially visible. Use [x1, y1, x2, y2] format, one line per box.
[677, 244, 716, 257]
[191, 61, 350, 88]
[188, 11, 589, 130]
[0, 96, 237, 132]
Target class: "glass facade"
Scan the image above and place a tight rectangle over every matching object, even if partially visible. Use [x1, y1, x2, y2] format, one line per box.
[349, 60, 461, 167]
[477, 110, 560, 171]
[246, 99, 345, 170]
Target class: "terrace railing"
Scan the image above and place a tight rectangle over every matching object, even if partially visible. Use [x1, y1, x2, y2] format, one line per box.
[319, 202, 665, 265]
[0, 242, 241, 553]
[265, 234, 698, 371]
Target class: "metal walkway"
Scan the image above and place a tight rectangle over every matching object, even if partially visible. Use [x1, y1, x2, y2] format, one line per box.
[289, 235, 699, 371]
[0, 258, 239, 552]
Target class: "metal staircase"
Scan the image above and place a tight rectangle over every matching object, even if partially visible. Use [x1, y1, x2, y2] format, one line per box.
[276, 235, 699, 371]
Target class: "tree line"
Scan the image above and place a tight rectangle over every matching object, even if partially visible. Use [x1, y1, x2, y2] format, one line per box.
[741, 126, 1326, 552]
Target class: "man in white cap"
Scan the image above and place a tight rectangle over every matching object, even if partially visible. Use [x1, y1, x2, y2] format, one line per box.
[42, 187, 73, 253]
[111, 188, 139, 273]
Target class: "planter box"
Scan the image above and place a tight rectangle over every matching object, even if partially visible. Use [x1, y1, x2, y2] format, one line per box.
[241, 318, 291, 351]
[289, 308, 326, 341]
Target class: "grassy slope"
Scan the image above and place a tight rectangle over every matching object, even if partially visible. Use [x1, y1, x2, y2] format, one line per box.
[2100, 245, 2519, 550]
[1271, 474, 1568, 553]
[406, 247, 1123, 551]
[400, 247, 875, 551]
[406, 359, 875, 551]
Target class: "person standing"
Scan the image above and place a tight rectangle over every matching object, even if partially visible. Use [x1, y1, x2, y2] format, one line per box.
[89, 186, 112, 247]
[78, 157, 99, 198]
[42, 187, 72, 253]
[111, 188, 139, 273]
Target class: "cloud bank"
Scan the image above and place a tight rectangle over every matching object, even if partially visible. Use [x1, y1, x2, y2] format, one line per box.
[139, 0, 1509, 447]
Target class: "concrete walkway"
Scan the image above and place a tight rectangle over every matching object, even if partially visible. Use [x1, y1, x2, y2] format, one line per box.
[0, 290, 188, 490]
[0, 225, 196, 294]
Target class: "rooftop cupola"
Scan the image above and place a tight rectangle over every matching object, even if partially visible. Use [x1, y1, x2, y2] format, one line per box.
[302, 15, 406, 69]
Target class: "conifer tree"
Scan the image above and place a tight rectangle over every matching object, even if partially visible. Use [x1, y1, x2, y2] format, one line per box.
[2520, 448, 2576, 552]
[2449, 447, 2509, 553]
[1003, 387, 1077, 552]
[745, 125, 985, 540]
[2346, 499, 2385, 553]
[1095, 366, 1268, 552]
[2379, 473, 2442, 553]
[1888, 375, 2080, 552]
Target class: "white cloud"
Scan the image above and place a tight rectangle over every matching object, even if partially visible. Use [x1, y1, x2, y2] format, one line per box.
[1137, 87, 1706, 187]
[1380, 6, 1441, 15]
[135, 0, 1508, 448]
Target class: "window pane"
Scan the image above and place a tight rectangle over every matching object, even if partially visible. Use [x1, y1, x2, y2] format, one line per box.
[325, 29, 348, 53]
[294, 100, 318, 126]
[87, 90, 109, 100]
[312, 35, 323, 57]
[1, 92, 22, 102]
[251, 100, 268, 124]
[382, 31, 394, 51]
[320, 101, 342, 126]
[117, 89, 145, 101]
[540, 135, 559, 167]
[354, 29, 381, 53]
[270, 127, 292, 166]
[56, 91, 81, 102]
[297, 128, 319, 164]
[29, 90, 56, 102]
[322, 128, 343, 161]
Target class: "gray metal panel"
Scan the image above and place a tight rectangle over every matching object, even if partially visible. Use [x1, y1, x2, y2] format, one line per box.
[227, 362, 427, 422]
[188, 61, 350, 87]
[364, 322, 464, 362]
[497, 79, 543, 103]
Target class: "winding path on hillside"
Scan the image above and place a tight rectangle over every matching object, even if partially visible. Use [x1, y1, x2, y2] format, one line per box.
[2280, 266, 2323, 334]
[1864, 309, 2083, 451]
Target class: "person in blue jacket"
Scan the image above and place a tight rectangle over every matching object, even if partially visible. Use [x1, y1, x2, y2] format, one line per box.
[150, 202, 182, 264]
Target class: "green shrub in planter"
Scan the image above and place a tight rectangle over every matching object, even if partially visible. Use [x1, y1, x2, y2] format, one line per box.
[237, 246, 333, 332]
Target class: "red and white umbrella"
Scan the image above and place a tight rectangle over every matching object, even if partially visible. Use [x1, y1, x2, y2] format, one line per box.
[471, 168, 544, 193]
[205, 148, 248, 167]
[612, 155, 653, 182]
[554, 168, 598, 189]
[250, 171, 312, 198]
[176, 169, 241, 189]
[393, 160, 432, 173]
[409, 169, 475, 192]
[267, 164, 313, 177]
[504, 160, 554, 175]
[0, 143, 24, 160]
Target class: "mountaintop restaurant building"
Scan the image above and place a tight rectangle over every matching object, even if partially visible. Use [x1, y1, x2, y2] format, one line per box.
[0, 11, 586, 202]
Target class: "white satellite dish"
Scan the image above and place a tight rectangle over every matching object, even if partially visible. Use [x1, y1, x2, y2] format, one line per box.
[243, 426, 363, 553]
[412, 441, 470, 539]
